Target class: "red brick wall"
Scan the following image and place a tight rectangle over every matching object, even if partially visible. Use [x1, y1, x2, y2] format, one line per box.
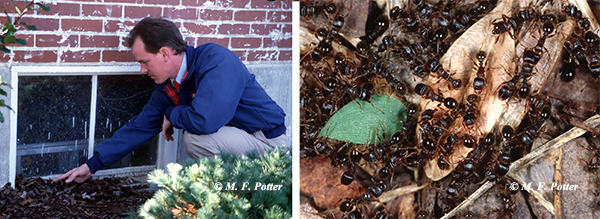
[1, 0, 292, 63]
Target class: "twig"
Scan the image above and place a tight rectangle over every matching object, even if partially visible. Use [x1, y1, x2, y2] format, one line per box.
[440, 115, 600, 219]
[379, 183, 428, 203]
[508, 173, 555, 214]
[1, 1, 35, 37]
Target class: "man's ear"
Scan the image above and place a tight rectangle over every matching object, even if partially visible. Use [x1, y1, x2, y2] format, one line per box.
[159, 47, 171, 61]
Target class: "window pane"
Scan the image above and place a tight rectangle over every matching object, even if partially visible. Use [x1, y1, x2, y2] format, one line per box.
[17, 76, 91, 176]
[95, 75, 157, 169]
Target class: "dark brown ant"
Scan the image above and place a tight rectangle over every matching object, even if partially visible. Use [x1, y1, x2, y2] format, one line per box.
[415, 210, 428, 219]
[498, 75, 519, 100]
[564, 4, 582, 20]
[441, 133, 458, 154]
[496, 146, 511, 176]
[514, 17, 555, 98]
[340, 161, 356, 185]
[561, 51, 578, 82]
[565, 36, 586, 63]
[414, 83, 458, 109]
[513, 117, 544, 148]
[501, 125, 514, 140]
[449, 9, 470, 33]
[463, 210, 475, 218]
[563, 4, 591, 32]
[382, 70, 408, 96]
[588, 49, 600, 80]
[463, 94, 479, 128]
[417, 2, 433, 19]
[468, 0, 492, 18]
[582, 136, 600, 172]
[492, 8, 538, 38]
[373, 207, 391, 219]
[300, 1, 336, 20]
[462, 134, 476, 148]
[425, 58, 462, 89]
[467, 50, 487, 91]
[377, 35, 399, 55]
[360, 15, 389, 46]
[340, 179, 388, 217]
[438, 154, 450, 169]
[389, 6, 403, 22]
[324, 77, 373, 102]
[584, 31, 600, 51]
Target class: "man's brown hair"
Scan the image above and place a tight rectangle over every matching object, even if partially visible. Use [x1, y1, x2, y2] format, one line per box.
[127, 17, 187, 55]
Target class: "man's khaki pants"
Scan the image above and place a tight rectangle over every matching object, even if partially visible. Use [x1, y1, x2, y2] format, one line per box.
[183, 126, 288, 159]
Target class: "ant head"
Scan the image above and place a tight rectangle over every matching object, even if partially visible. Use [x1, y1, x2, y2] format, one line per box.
[476, 51, 487, 63]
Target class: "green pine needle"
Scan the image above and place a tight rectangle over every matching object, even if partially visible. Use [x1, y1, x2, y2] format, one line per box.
[136, 148, 291, 219]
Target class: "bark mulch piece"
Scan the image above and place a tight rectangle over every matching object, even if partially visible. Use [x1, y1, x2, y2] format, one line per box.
[0, 175, 154, 218]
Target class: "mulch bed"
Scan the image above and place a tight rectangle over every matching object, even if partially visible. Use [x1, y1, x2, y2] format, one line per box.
[0, 175, 155, 218]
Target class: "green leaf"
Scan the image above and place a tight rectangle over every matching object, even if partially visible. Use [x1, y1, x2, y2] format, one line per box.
[19, 22, 37, 30]
[320, 94, 406, 144]
[35, 3, 50, 12]
[0, 88, 6, 96]
[3, 35, 15, 44]
[0, 45, 10, 53]
[0, 100, 11, 110]
[15, 38, 27, 45]
[0, 113, 4, 123]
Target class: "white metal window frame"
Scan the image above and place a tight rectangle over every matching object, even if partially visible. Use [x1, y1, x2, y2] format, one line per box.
[9, 65, 178, 186]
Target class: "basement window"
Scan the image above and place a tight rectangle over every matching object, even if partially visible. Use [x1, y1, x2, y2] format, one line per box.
[10, 66, 170, 183]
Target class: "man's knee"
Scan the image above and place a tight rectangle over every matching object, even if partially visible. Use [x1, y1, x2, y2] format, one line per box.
[183, 131, 221, 159]
[183, 126, 280, 159]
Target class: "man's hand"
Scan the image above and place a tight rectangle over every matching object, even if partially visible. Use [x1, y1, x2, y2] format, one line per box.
[162, 115, 174, 141]
[53, 163, 92, 183]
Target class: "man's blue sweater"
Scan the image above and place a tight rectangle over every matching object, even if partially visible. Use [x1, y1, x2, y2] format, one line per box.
[85, 43, 286, 173]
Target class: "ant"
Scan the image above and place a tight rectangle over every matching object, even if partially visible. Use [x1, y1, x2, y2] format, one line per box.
[441, 133, 458, 155]
[425, 58, 462, 89]
[561, 51, 578, 82]
[581, 135, 600, 172]
[450, 0, 493, 34]
[360, 15, 389, 46]
[563, 4, 591, 32]
[381, 69, 408, 97]
[465, 50, 488, 92]
[492, 7, 538, 39]
[339, 180, 388, 218]
[588, 48, 600, 80]
[462, 133, 476, 148]
[373, 207, 391, 219]
[300, 1, 336, 20]
[463, 94, 480, 128]
[564, 36, 586, 64]
[340, 161, 356, 185]
[584, 31, 600, 51]
[414, 83, 458, 109]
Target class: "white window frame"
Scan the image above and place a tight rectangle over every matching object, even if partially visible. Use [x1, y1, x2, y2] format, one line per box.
[9, 65, 178, 186]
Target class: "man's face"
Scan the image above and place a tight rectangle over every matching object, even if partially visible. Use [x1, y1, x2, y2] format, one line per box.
[131, 37, 170, 84]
